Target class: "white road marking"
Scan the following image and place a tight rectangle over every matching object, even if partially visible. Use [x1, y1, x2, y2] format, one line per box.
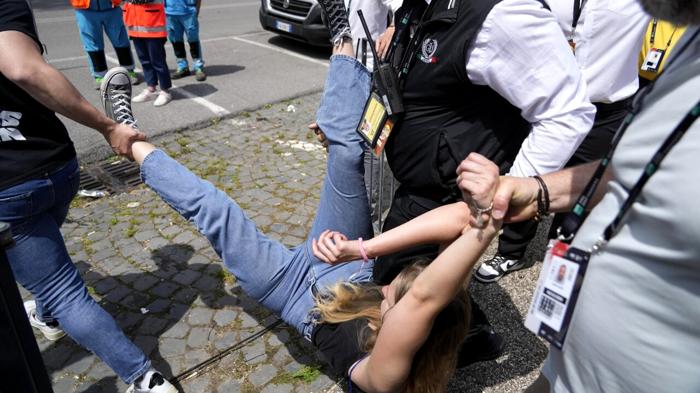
[104, 55, 230, 117]
[231, 36, 329, 68]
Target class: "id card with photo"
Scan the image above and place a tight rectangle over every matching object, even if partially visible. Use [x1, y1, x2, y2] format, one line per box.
[641, 48, 666, 73]
[525, 241, 589, 349]
[357, 92, 388, 148]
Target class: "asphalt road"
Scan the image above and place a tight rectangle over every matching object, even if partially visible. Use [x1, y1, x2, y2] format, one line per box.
[31, 0, 332, 163]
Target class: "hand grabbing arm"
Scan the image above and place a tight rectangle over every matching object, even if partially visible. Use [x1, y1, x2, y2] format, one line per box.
[0, 30, 145, 159]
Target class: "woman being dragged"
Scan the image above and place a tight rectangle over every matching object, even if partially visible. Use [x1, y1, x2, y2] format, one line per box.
[107, 37, 502, 393]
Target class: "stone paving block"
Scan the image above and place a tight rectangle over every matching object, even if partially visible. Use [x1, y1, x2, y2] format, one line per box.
[249, 364, 277, 387]
[213, 331, 238, 351]
[239, 312, 259, 329]
[188, 307, 214, 325]
[137, 316, 168, 336]
[86, 361, 114, 381]
[94, 277, 118, 293]
[217, 379, 242, 393]
[162, 321, 190, 339]
[185, 349, 210, 365]
[146, 298, 171, 313]
[213, 309, 238, 327]
[263, 383, 294, 393]
[132, 274, 160, 291]
[181, 375, 211, 392]
[187, 327, 213, 348]
[172, 230, 197, 244]
[116, 311, 143, 329]
[64, 351, 94, 375]
[150, 281, 180, 298]
[242, 341, 267, 365]
[134, 229, 159, 242]
[172, 270, 202, 286]
[103, 284, 131, 303]
[133, 335, 159, 357]
[173, 287, 199, 304]
[160, 338, 187, 357]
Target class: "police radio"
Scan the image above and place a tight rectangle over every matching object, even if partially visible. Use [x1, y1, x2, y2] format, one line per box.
[357, 10, 404, 116]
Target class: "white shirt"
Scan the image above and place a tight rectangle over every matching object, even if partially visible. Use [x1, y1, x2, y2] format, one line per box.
[545, 0, 650, 103]
[345, 0, 402, 71]
[465, 0, 596, 177]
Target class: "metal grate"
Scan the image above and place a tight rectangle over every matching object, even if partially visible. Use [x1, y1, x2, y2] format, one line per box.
[270, 0, 311, 17]
[78, 159, 142, 194]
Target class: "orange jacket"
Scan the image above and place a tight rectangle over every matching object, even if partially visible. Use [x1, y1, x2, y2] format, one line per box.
[123, 1, 167, 39]
[71, 0, 121, 9]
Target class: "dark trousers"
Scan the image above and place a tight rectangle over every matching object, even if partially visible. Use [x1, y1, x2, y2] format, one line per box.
[132, 37, 172, 90]
[374, 186, 491, 327]
[496, 98, 632, 259]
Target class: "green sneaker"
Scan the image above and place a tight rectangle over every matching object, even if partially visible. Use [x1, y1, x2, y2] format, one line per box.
[128, 71, 141, 85]
[94, 76, 103, 90]
[194, 68, 207, 82]
[171, 68, 190, 79]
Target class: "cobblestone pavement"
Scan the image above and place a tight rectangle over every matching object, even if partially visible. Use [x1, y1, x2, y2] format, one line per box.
[20, 93, 551, 393]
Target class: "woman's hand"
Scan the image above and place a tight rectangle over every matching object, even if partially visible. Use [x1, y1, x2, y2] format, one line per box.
[308, 122, 329, 151]
[312, 230, 361, 264]
[456, 153, 500, 228]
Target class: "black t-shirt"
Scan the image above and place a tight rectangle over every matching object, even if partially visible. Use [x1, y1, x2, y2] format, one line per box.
[311, 318, 367, 379]
[0, 0, 76, 190]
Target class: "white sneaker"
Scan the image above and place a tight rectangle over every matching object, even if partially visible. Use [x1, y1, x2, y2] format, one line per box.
[133, 88, 159, 103]
[126, 369, 177, 393]
[23, 300, 66, 341]
[474, 254, 525, 283]
[153, 91, 172, 107]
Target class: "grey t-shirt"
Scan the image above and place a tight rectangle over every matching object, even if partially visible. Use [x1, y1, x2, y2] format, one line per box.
[543, 27, 700, 393]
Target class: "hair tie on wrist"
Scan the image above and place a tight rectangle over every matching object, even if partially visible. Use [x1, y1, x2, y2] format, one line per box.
[358, 237, 369, 262]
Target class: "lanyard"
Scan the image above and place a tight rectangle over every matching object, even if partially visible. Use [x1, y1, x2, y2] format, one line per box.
[394, 0, 439, 82]
[571, 0, 586, 33]
[557, 28, 700, 249]
[650, 18, 679, 49]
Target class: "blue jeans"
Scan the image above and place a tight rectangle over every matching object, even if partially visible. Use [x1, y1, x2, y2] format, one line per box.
[132, 37, 172, 90]
[141, 55, 373, 338]
[0, 159, 150, 384]
[75, 8, 134, 78]
[166, 13, 204, 70]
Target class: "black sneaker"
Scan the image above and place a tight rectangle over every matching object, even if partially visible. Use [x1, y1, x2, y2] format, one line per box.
[475, 254, 525, 283]
[171, 68, 191, 79]
[315, 0, 351, 46]
[194, 68, 206, 82]
[456, 325, 505, 368]
[100, 67, 138, 129]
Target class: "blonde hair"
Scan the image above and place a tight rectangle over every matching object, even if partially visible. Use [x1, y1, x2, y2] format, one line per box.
[314, 262, 471, 393]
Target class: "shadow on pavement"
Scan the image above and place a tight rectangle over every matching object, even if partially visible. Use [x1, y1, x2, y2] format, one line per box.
[200, 64, 245, 78]
[38, 242, 330, 392]
[266, 36, 331, 61]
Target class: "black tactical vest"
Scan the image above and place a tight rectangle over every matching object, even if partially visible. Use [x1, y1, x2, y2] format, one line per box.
[386, 0, 530, 200]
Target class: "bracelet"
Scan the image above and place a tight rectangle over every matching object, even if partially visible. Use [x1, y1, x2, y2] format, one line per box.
[532, 175, 550, 222]
[358, 237, 369, 262]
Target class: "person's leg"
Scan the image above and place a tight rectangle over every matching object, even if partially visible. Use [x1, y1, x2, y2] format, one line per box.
[74, 10, 107, 79]
[167, 14, 190, 75]
[183, 13, 205, 79]
[103, 7, 135, 71]
[145, 38, 172, 91]
[136, 147, 294, 309]
[305, 54, 372, 264]
[0, 161, 151, 384]
[132, 38, 157, 87]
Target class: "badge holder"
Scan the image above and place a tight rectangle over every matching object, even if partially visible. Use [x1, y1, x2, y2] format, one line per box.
[355, 10, 403, 156]
[641, 48, 666, 73]
[524, 240, 589, 349]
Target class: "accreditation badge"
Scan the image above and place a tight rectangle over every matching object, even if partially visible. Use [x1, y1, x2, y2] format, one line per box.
[524, 240, 589, 349]
[641, 48, 666, 73]
[357, 92, 395, 155]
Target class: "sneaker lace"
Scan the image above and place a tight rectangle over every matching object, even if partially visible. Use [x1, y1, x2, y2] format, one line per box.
[110, 90, 138, 128]
[485, 255, 507, 268]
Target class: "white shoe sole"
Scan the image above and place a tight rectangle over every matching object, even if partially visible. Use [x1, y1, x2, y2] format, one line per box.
[23, 301, 66, 341]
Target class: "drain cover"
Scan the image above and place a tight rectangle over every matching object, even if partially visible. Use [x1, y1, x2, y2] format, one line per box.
[79, 159, 142, 194]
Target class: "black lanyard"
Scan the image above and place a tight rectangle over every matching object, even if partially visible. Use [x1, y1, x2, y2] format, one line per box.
[558, 28, 700, 249]
[571, 0, 586, 33]
[394, 0, 439, 82]
[649, 18, 679, 49]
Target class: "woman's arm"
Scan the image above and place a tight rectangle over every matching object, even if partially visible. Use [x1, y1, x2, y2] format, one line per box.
[312, 201, 471, 264]
[352, 222, 500, 392]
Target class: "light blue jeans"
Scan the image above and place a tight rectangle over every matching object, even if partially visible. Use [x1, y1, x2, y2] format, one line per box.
[75, 8, 134, 78]
[0, 158, 150, 384]
[141, 55, 373, 338]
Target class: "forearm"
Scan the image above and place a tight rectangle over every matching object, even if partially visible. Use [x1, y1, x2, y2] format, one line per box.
[14, 61, 114, 135]
[542, 160, 609, 213]
[364, 202, 469, 258]
[410, 224, 498, 310]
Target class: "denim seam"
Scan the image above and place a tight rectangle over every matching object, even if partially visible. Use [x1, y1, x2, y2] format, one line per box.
[124, 359, 152, 385]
